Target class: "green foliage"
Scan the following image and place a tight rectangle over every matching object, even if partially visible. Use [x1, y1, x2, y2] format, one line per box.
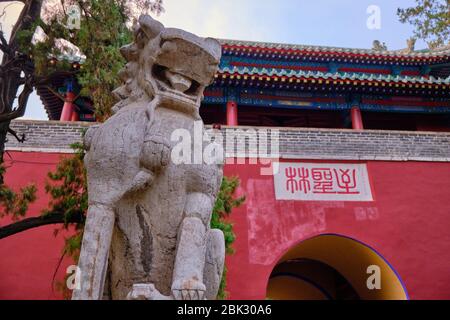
[27, 0, 137, 121]
[211, 176, 246, 299]
[44, 142, 87, 232]
[45, 143, 87, 299]
[71, 1, 133, 120]
[212, 176, 245, 255]
[398, 0, 450, 48]
[0, 163, 37, 219]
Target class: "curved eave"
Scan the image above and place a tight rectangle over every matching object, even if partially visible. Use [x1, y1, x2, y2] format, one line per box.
[220, 39, 450, 58]
[35, 71, 76, 120]
[219, 67, 450, 85]
[221, 42, 450, 66]
[214, 71, 450, 95]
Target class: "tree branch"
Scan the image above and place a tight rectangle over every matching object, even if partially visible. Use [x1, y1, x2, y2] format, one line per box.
[7, 127, 25, 142]
[0, 30, 10, 55]
[0, 78, 32, 122]
[0, 211, 84, 239]
[7, 0, 44, 55]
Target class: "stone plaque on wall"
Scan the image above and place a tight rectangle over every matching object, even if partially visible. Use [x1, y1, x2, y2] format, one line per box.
[274, 162, 373, 202]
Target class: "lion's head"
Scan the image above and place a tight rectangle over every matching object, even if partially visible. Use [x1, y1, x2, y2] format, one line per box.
[112, 15, 221, 118]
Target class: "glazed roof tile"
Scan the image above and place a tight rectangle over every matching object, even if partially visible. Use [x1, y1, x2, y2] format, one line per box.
[219, 66, 450, 85]
[219, 39, 450, 58]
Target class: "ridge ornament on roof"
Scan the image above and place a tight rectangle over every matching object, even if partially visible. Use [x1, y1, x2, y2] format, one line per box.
[219, 38, 450, 59]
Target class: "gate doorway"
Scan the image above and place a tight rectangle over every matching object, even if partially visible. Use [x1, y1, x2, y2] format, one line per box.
[266, 234, 408, 300]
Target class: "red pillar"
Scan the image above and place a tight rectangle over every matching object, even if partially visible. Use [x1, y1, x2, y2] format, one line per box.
[226, 101, 238, 126]
[60, 91, 76, 122]
[351, 106, 364, 130]
[70, 109, 80, 122]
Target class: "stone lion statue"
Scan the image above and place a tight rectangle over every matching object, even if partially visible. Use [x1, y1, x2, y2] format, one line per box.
[72, 15, 224, 300]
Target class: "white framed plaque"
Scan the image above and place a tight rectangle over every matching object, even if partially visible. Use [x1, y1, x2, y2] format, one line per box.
[274, 162, 373, 202]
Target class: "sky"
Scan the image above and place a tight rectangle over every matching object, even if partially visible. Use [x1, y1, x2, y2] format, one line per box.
[0, 0, 427, 120]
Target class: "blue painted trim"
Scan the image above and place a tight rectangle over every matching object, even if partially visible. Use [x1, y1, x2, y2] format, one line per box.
[203, 87, 450, 114]
[329, 62, 338, 73]
[223, 56, 328, 68]
[360, 104, 450, 114]
[204, 96, 450, 114]
[221, 55, 422, 74]
[64, 78, 74, 92]
[392, 65, 402, 76]
[421, 65, 431, 76]
[238, 98, 349, 111]
[203, 96, 227, 104]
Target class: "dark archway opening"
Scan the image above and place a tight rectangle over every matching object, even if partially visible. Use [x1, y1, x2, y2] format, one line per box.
[269, 258, 360, 300]
[266, 234, 408, 300]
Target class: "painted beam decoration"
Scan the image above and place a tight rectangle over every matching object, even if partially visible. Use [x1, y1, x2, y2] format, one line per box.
[274, 162, 373, 202]
[204, 39, 450, 114]
[214, 39, 450, 97]
[38, 37, 450, 120]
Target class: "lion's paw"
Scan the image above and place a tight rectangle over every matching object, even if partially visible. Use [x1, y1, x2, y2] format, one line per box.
[171, 279, 206, 300]
[127, 283, 172, 300]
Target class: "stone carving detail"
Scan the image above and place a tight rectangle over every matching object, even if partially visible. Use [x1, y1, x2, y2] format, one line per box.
[71, 15, 224, 300]
[372, 40, 388, 51]
[406, 37, 416, 53]
[398, 38, 416, 54]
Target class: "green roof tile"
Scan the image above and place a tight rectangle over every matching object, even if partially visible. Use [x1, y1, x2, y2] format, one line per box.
[219, 39, 450, 58]
[219, 66, 450, 85]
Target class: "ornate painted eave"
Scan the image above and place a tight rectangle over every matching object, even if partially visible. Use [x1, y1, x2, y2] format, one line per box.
[39, 38, 450, 120]
[219, 39, 450, 65]
[217, 66, 450, 85]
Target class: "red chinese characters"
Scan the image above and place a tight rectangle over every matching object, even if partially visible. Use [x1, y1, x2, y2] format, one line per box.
[275, 163, 372, 202]
[284, 166, 360, 195]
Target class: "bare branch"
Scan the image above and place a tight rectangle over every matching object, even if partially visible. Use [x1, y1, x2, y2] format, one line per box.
[0, 30, 10, 54]
[7, 127, 25, 142]
[0, 79, 33, 122]
[0, 211, 84, 239]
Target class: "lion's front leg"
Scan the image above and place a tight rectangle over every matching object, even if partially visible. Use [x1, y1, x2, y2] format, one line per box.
[171, 192, 216, 300]
[72, 204, 115, 300]
[171, 217, 207, 300]
[127, 135, 171, 194]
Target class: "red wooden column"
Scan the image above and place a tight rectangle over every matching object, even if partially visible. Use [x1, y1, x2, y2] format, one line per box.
[226, 101, 238, 126]
[70, 108, 80, 121]
[351, 106, 364, 130]
[60, 91, 76, 122]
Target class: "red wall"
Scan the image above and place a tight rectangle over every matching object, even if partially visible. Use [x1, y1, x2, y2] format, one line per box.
[1, 151, 450, 299]
[224, 160, 450, 300]
[0, 152, 74, 300]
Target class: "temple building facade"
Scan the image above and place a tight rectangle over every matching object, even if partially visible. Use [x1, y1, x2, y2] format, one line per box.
[1, 39, 450, 300]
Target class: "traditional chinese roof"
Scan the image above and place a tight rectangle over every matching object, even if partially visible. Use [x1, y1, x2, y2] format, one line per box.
[218, 66, 450, 85]
[36, 71, 93, 120]
[219, 39, 450, 65]
[40, 39, 450, 120]
[214, 39, 450, 95]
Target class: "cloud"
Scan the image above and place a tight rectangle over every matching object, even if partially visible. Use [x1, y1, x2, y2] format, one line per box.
[156, 0, 281, 41]
[0, 2, 24, 38]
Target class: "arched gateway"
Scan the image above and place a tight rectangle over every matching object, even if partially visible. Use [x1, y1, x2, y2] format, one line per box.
[266, 234, 408, 300]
